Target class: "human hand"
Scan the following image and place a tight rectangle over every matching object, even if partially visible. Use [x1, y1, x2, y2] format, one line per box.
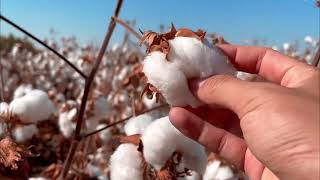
[169, 45, 320, 180]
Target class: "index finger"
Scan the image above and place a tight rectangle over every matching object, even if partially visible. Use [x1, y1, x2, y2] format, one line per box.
[218, 44, 310, 84]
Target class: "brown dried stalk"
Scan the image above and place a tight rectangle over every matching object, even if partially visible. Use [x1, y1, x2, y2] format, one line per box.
[112, 16, 142, 40]
[82, 104, 168, 138]
[0, 15, 87, 79]
[0, 57, 4, 102]
[311, 46, 320, 67]
[60, 0, 124, 178]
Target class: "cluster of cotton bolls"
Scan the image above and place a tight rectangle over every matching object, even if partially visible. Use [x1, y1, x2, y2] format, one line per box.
[0, 28, 318, 180]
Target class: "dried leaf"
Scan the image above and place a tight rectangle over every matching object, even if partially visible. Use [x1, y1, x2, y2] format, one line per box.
[115, 134, 141, 146]
[0, 137, 34, 170]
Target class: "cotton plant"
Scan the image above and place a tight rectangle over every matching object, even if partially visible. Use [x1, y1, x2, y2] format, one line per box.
[141, 116, 207, 176]
[9, 89, 56, 123]
[124, 107, 167, 136]
[109, 143, 144, 180]
[140, 25, 236, 107]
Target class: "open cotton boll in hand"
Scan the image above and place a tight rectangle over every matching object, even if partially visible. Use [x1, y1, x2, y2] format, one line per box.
[9, 90, 56, 123]
[142, 25, 236, 107]
[141, 116, 207, 175]
[109, 143, 143, 180]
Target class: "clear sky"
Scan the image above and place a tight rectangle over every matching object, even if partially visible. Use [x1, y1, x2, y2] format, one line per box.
[0, 0, 319, 47]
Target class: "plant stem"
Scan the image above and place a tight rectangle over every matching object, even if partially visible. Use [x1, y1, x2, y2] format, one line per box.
[0, 56, 5, 102]
[0, 15, 87, 79]
[112, 16, 142, 40]
[82, 104, 168, 138]
[60, 0, 123, 178]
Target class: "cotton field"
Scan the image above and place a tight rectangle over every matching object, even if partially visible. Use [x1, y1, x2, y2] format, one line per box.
[0, 1, 319, 180]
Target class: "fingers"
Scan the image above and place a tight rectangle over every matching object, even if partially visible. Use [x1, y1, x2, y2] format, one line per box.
[169, 107, 247, 169]
[189, 75, 261, 117]
[218, 44, 311, 85]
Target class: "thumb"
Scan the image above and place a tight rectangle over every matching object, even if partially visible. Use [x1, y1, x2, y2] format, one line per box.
[190, 75, 263, 118]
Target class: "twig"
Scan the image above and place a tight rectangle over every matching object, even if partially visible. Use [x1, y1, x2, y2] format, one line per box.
[0, 15, 87, 79]
[82, 104, 168, 138]
[0, 56, 5, 102]
[112, 16, 142, 40]
[311, 46, 320, 67]
[60, 0, 124, 178]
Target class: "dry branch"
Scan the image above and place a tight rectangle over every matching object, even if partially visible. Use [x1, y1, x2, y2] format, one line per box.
[0, 15, 87, 79]
[60, 0, 124, 178]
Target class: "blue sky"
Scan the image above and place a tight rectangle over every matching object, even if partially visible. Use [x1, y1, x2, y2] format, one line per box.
[0, 0, 319, 47]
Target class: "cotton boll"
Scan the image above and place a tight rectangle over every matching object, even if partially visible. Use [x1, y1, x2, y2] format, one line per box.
[0, 102, 9, 115]
[13, 84, 33, 99]
[141, 116, 207, 174]
[109, 143, 143, 180]
[143, 37, 236, 107]
[143, 52, 200, 107]
[59, 109, 76, 138]
[9, 90, 56, 123]
[12, 124, 38, 143]
[124, 113, 154, 136]
[96, 124, 112, 144]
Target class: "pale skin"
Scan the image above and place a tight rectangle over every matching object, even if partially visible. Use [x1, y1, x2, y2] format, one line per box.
[169, 45, 320, 180]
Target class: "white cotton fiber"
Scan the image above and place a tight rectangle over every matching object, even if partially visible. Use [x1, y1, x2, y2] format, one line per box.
[12, 124, 38, 143]
[58, 109, 76, 138]
[9, 90, 56, 123]
[0, 102, 9, 115]
[203, 160, 236, 180]
[141, 116, 207, 174]
[96, 124, 112, 144]
[109, 143, 143, 180]
[124, 113, 154, 136]
[29, 177, 49, 180]
[13, 84, 33, 99]
[143, 37, 236, 107]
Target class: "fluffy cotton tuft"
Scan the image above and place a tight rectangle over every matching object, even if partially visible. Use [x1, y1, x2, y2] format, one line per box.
[203, 160, 236, 180]
[9, 90, 56, 123]
[0, 102, 9, 115]
[124, 113, 154, 136]
[109, 143, 143, 180]
[141, 116, 207, 174]
[13, 84, 33, 99]
[12, 124, 38, 143]
[58, 111, 76, 138]
[143, 37, 235, 107]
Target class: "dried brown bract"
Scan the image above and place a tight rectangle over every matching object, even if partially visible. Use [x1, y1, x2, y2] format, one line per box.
[141, 83, 161, 102]
[0, 137, 35, 178]
[140, 24, 206, 60]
